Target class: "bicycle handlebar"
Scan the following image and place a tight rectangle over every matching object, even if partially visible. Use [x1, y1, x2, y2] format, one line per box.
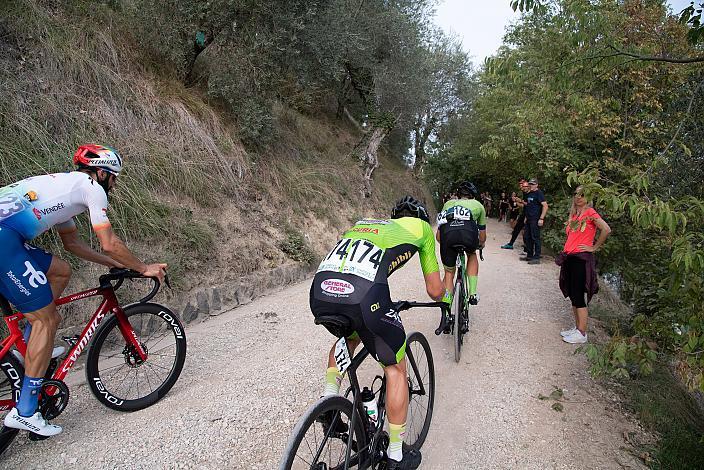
[100, 268, 170, 303]
[392, 301, 450, 337]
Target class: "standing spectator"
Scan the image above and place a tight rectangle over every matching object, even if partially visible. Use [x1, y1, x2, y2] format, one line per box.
[485, 192, 493, 218]
[501, 180, 530, 249]
[508, 191, 520, 228]
[498, 192, 510, 222]
[556, 186, 611, 344]
[520, 178, 548, 264]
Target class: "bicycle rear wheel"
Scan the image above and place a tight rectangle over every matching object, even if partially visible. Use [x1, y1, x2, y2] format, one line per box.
[451, 275, 464, 363]
[404, 331, 435, 450]
[86, 302, 186, 411]
[279, 395, 368, 470]
[0, 352, 23, 456]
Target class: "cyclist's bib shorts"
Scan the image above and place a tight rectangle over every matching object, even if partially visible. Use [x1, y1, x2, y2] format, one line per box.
[0, 225, 53, 313]
[438, 223, 477, 269]
[310, 273, 406, 367]
[437, 199, 486, 269]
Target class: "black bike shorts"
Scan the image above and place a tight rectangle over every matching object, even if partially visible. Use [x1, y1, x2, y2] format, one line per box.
[310, 280, 407, 366]
[439, 225, 477, 269]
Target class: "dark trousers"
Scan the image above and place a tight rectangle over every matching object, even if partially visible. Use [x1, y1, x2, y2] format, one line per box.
[524, 219, 541, 258]
[508, 215, 525, 245]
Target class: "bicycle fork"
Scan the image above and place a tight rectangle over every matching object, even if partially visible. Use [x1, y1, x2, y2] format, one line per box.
[107, 291, 147, 362]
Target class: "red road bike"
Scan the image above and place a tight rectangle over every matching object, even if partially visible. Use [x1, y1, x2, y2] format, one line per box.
[0, 268, 187, 455]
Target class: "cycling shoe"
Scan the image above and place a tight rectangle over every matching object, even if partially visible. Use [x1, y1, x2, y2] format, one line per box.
[386, 449, 422, 469]
[3, 408, 62, 436]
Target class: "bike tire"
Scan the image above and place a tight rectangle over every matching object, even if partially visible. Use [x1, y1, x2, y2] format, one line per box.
[279, 395, 368, 470]
[404, 331, 435, 450]
[451, 276, 463, 363]
[0, 352, 23, 456]
[86, 302, 186, 411]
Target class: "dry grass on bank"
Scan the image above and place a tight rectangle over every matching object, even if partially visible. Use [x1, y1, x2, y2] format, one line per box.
[0, 0, 428, 326]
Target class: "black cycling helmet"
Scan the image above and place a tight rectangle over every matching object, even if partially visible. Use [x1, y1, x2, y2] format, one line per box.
[390, 195, 430, 223]
[457, 181, 478, 198]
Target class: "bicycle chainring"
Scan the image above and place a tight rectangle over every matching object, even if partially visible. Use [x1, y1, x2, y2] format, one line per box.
[39, 379, 70, 420]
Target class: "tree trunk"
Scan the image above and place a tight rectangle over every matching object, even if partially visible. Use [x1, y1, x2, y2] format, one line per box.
[353, 126, 389, 197]
[336, 75, 352, 119]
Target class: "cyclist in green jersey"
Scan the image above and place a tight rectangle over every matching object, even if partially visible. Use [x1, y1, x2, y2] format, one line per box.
[436, 181, 487, 305]
[310, 196, 445, 470]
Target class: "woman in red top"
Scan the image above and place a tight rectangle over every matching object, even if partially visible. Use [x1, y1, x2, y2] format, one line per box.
[557, 186, 611, 344]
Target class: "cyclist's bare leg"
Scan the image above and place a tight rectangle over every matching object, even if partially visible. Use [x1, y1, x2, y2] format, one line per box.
[22, 257, 71, 342]
[384, 359, 409, 424]
[23, 303, 61, 378]
[442, 266, 455, 293]
[467, 252, 479, 297]
[46, 257, 72, 299]
[467, 252, 479, 276]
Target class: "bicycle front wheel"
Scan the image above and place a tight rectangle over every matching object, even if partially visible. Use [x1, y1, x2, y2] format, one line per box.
[404, 331, 435, 450]
[86, 302, 187, 411]
[279, 395, 368, 470]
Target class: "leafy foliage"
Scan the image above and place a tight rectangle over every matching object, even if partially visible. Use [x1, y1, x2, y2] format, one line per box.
[427, 0, 704, 390]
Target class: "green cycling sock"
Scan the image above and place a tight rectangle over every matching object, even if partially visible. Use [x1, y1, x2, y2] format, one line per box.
[323, 367, 342, 396]
[469, 276, 478, 295]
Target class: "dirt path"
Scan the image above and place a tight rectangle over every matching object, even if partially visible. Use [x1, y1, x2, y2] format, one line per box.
[3, 220, 645, 469]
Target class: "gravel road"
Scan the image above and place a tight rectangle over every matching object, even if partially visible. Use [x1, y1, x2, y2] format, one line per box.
[2, 220, 647, 469]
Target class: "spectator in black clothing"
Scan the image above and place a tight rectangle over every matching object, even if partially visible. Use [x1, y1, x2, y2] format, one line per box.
[508, 191, 520, 228]
[520, 178, 549, 264]
[498, 192, 510, 222]
[501, 180, 530, 249]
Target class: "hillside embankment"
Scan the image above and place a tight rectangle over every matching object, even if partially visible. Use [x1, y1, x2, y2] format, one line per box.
[0, 1, 429, 329]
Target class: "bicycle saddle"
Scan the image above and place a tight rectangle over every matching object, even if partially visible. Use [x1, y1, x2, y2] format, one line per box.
[314, 315, 355, 338]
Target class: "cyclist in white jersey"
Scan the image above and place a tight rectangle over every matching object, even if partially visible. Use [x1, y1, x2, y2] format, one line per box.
[0, 144, 166, 436]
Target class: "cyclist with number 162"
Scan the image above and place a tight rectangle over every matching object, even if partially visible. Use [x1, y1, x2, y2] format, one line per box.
[0, 144, 166, 437]
[310, 196, 447, 470]
[436, 181, 487, 306]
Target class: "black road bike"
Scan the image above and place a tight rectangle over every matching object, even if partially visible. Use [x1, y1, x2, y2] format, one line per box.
[447, 247, 483, 362]
[279, 301, 449, 470]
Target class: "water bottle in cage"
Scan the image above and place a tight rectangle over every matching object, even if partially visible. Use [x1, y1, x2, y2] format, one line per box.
[360, 386, 378, 428]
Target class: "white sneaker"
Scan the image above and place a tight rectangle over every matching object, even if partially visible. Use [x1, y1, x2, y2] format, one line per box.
[563, 330, 588, 344]
[3, 408, 62, 436]
[560, 327, 577, 337]
[10, 346, 66, 366]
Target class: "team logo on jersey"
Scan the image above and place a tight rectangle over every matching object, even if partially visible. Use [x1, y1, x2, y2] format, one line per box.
[22, 261, 47, 289]
[33, 208, 42, 220]
[39, 202, 65, 215]
[321, 279, 355, 296]
[350, 227, 379, 235]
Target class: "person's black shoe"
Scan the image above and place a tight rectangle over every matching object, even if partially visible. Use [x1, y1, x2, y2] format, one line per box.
[528, 258, 541, 265]
[468, 294, 479, 305]
[316, 410, 348, 434]
[519, 256, 530, 261]
[386, 449, 422, 470]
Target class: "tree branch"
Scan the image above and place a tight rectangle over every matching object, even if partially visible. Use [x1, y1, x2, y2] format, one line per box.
[608, 45, 704, 64]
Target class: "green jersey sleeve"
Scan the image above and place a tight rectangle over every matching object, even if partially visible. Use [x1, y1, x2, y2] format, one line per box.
[477, 205, 487, 227]
[418, 221, 439, 275]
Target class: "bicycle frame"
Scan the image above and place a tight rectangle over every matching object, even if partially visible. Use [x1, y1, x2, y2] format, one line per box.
[0, 284, 147, 410]
[338, 339, 430, 469]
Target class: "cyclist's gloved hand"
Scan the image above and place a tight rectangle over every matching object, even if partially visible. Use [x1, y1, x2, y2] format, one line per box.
[442, 290, 453, 305]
